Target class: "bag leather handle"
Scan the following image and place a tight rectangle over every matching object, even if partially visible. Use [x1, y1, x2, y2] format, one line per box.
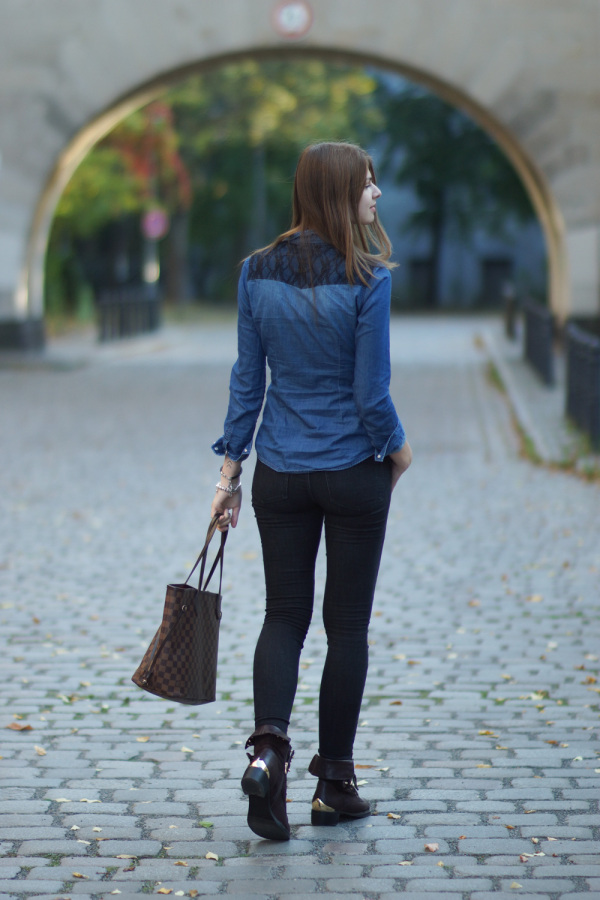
[185, 514, 227, 594]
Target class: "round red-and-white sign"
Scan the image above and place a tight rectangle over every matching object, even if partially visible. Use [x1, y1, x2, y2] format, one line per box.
[271, 1, 313, 40]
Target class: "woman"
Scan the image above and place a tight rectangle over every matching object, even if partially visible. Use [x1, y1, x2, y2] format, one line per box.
[211, 141, 412, 841]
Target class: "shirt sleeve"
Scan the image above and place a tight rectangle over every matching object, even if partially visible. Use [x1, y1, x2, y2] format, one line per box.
[211, 260, 266, 462]
[353, 268, 406, 462]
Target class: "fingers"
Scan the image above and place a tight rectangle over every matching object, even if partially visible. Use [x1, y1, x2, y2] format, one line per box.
[216, 509, 232, 531]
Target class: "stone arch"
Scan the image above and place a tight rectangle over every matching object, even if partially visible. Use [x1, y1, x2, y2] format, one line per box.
[22, 48, 568, 330]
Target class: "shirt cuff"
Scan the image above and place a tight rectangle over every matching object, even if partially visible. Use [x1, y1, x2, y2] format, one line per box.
[211, 436, 252, 462]
[373, 422, 406, 462]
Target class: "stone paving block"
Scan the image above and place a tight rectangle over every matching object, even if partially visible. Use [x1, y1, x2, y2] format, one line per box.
[500, 879, 581, 892]
[225, 879, 317, 893]
[94, 839, 163, 857]
[14, 841, 89, 856]
[470, 894, 551, 900]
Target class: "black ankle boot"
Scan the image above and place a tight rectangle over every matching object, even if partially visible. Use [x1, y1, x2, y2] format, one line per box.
[308, 754, 370, 826]
[241, 725, 294, 841]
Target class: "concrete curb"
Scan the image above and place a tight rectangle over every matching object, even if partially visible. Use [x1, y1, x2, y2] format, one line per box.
[481, 328, 552, 464]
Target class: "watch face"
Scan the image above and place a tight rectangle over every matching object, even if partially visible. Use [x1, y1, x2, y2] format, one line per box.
[271, 1, 313, 40]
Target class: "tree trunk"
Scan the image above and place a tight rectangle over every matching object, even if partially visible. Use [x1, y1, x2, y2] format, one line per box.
[247, 144, 267, 250]
[429, 190, 446, 308]
[163, 212, 193, 304]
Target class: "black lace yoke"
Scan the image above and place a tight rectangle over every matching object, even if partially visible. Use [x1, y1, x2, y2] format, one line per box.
[248, 233, 349, 289]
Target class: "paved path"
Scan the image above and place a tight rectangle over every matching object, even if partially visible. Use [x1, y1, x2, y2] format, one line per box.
[1, 316, 599, 899]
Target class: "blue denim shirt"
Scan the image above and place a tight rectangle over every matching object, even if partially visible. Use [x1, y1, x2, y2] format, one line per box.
[212, 232, 405, 472]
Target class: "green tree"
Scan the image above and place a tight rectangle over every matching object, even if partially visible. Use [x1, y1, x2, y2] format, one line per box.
[166, 59, 384, 299]
[378, 86, 535, 307]
[47, 101, 191, 315]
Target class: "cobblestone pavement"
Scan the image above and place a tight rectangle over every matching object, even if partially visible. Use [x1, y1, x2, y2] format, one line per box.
[1, 316, 599, 900]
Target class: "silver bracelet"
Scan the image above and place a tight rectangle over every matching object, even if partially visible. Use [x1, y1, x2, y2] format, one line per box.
[215, 481, 241, 496]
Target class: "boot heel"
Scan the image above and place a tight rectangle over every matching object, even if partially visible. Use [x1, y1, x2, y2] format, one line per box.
[241, 759, 269, 798]
[311, 799, 340, 826]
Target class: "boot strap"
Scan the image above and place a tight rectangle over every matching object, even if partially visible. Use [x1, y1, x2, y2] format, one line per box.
[308, 754, 355, 781]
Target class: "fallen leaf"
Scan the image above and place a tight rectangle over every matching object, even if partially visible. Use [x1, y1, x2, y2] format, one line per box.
[424, 843, 439, 852]
[198, 820, 213, 827]
[510, 883, 522, 889]
[524, 810, 536, 814]
[53, 798, 71, 803]
[136, 736, 150, 742]
[181, 747, 193, 753]
[458, 835, 466, 840]
[355, 764, 376, 769]
[93, 827, 102, 832]
[80, 798, 101, 803]
[476, 764, 492, 768]
[546, 740, 559, 746]
[72, 872, 88, 879]
[531, 838, 539, 844]
[389, 700, 403, 705]
[77, 839, 91, 845]
[174, 861, 188, 867]
[582, 676, 597, 684]
[505, 825, 515, 830]
[478, 730, 498, 736]
[407, 659, 420, 665]
[205, 852, 219, 861]
[34, 746, 46, 756]
[526, 594, 543, 603]
[70, 825, 79, 831]
[387, 812, 401, 819]
[116, 854, 137, 859]
[189, 892, 199, 898]
[547, 836, 558, 841]
[398, 861, 413, 866]
[437, 860, 445, 866]
[157, 891, 172, 896]
[6, 722, 33, 732]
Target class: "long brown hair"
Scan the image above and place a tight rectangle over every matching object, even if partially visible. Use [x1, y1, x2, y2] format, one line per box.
[261, 141, 396, 285]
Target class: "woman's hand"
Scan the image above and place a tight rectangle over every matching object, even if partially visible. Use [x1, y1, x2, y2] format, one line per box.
[211, 488, 241, 530]
[211, 456, 243, 529]
[389, 440, 412, 491]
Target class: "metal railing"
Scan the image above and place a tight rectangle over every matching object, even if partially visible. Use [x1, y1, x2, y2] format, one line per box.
[565, 322, 600, 449]
[97, 286, 161, 342]
[523, 300, 555, 386]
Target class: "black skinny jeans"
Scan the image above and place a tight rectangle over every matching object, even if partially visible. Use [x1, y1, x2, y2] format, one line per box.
[251, 456, 392, 760]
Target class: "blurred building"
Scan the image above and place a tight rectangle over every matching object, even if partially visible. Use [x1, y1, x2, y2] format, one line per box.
[0, 0, 598, 347]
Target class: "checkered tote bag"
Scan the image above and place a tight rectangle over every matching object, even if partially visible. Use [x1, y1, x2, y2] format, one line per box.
[132, 515, 226, 705]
